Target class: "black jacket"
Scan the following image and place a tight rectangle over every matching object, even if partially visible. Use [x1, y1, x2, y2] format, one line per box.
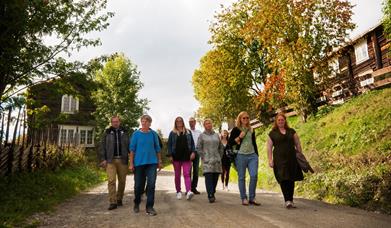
[100, 127, 130, 164]
[228, 127, 258, 156]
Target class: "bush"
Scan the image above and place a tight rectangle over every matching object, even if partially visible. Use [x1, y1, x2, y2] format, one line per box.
[0, 148, 106, 227]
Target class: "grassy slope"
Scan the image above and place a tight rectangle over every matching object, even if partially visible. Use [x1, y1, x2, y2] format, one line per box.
[231, 88, 391, 213]
[0, 151, 106, 227]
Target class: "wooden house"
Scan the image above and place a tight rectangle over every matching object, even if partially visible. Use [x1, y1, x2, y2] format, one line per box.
[27, 79, 96, 147]
[324, 23, 391, 104]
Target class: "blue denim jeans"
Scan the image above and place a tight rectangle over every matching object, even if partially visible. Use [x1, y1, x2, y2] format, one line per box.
[134, 164, 157, 209]
[235, 153, 258, 201]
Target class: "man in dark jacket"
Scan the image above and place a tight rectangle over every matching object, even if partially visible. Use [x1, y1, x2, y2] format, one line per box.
[100, 116, 130, 210]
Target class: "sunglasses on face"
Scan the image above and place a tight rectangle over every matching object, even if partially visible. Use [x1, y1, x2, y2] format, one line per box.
[242, 117, 249, 120]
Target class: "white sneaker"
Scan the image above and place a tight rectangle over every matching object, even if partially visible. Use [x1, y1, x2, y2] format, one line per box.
[186, 192, 194, 200]
[176, 192, 182, 200]
[285, 201, 294, 209]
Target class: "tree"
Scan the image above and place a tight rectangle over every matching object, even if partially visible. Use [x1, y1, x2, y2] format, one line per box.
[0, 0, 114, 104]
[196, 0, 293, 125]
[192, 49, 254, 128]
[209, 0, 272, 98]
[383, 0, 391, 42]
[244, 0, 355, 121]
[255, 71, 286, 124]
[92, 54, 148, 136]
[192, 0, 275, 126]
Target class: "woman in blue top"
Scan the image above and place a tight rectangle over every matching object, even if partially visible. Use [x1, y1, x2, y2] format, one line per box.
[129, 114, 162, 216]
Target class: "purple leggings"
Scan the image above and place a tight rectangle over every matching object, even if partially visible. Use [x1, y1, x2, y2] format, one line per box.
[173, 160, 192, 193]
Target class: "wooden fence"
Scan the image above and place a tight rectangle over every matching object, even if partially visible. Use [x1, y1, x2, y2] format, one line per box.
[0, 106, 75, 176]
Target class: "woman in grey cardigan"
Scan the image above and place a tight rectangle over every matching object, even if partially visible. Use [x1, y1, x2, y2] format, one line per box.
[197, 119, 223, 203]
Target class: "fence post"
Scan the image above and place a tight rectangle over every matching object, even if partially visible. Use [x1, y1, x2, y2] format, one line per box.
[19, 108, 26, 171]
[0, 110, 4, 151]
[27, 116, 35, 172]
[6, 106, 21, 175]
[4, 107, 12, 146]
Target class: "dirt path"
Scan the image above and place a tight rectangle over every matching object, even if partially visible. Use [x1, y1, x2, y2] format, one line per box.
[32, 170, 390, 228]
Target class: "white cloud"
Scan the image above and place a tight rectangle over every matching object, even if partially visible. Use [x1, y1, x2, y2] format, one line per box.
[70, 0, 384, 137]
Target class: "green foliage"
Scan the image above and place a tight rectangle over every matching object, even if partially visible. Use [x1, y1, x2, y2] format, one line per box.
[260, 0, 353, 120]
[204, 0, 355, 121]
[254, 88, 391, 213]
[383, 0, 391, 42]
[92, 53, 148, 136]
[192, 49, 255, 127]
[209, 0, 272, 92]
[0, 149, 106, 227]
[192, 0, 274, 126]
[0, 0, 113, 102]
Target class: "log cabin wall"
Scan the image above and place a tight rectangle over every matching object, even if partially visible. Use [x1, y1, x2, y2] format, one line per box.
[326, 24, 390, 105]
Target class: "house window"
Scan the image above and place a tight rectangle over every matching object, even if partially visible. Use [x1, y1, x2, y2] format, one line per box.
[354, 39, 369, 65]
[68, 129, 74, 144]
[60, 129, 67, 145]
[80, 130, 86, 144]
[58, 125, 94, 147]
[332, 90, 343, 98]
[61, 95, 79, 114]
[87, 130, 93, 145]
[59, 128, 75, 145]
[360, 78, 374, 87]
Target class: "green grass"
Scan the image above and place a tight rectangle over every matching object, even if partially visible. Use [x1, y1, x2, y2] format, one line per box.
[231, 88, 391, 213]
[0, 150, 106, 227]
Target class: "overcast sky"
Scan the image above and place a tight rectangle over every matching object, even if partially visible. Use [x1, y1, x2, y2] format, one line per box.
[74, 0, 384, 137]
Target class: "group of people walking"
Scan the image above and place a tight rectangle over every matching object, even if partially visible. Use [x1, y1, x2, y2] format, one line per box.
[100, 111, 306, 216]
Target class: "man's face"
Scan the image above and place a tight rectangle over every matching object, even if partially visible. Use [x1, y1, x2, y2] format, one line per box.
[189, 118, 196, 129]
[111, 117, 120, 128]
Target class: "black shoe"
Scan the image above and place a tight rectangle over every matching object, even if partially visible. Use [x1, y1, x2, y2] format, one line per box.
[192, 189, 201, 195]
[209, 197, 216, 203]
[146, 207, 157, 216]
[133, 204, 140, 213]
[249, 200, 261, 206]
[117, 200, 123, 206]
[108, 204, 117, 210]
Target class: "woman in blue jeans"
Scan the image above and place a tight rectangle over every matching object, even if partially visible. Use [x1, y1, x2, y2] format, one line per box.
[228, 111, 260, 206]
[129, 114, 162, 216]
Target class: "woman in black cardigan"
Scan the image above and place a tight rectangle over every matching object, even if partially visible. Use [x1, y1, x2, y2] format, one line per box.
[228, 111, 260, 206]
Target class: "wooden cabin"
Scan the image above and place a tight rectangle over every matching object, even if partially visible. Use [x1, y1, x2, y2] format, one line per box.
[325, 23, 391, 104]
[27, 79, 96, 147]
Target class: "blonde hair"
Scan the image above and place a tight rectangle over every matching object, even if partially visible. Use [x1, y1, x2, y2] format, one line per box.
[172, 116, 188, 135]
[235, 111, 253, 132]
[203, 118, 212, 126]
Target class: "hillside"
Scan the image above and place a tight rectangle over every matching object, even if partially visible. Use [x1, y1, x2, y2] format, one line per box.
[241, 87, 391, 213]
